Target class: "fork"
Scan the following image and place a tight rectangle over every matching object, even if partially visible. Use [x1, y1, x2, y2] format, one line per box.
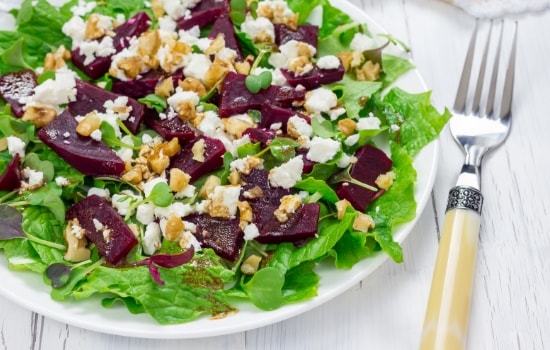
[419, 20, 518, 350]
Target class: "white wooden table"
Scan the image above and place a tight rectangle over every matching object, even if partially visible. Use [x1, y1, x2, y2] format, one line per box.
[1, 0, 549, 349]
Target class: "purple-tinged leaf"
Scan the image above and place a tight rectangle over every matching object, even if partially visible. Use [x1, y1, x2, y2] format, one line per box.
[132, 247, 195, 285]
[45, 263, 72, 288]
[0, 205, 26, 240]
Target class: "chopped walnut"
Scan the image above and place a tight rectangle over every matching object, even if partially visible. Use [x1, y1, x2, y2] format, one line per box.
[138, 30, 161, 69]
[337, 118, 357, 136]
[241, 254, 262, 275]
[76, 112, 101, 137]
[335, 199, 351, 220]
[114, 56, 145, 79]
[164, 213, 184, 241]
[44, 45, 70, 70]
[204, 63, 230, 90]
[242, 185, 264, 200]
[353, 212, 375, 232]
[191, 138, 205, 162]
[155, 77, 174, 98]
[151, 0, 165, 18]
[288, 56, 313, 76]
[235, 60, 251, 75]
[169, 168, 191, 192]
[176, 100, 197, 122]
[178, 77, 207, 97]
[63, 218, 91, 263]
[274, 194, 302, 223]
[228, 169, 241, 186]
[237, 201, 253, 224]
[204, 34, 226, 55]
[337, 51, 353, 71]
[21, 106, 57, 128]
[375, 171, 396, 190]
[85, 14, 107, 40]
[356, 60, 381, 81]
[222, 115, 254, 138]
[122, 167, 143, 185]
[198, 175, 221, 199]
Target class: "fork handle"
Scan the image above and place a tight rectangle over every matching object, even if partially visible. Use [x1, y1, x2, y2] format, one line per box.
[419, 186, 483, 350]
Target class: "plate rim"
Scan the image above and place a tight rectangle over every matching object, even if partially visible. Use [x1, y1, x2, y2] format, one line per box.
[0, 0, 439, 339]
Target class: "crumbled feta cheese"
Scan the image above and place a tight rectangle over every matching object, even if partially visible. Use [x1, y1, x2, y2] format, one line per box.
[279, 40, 316, 59]
[198, 110, 223, 137]
[306, 137, 341, 162]
[241, 15, 275, 43]
[179, 230, 202, 251]
[136, 203, 156, 225]
[111, 192, 141, 216]
[162, 0, 201, 20]
[269, 155, 304, 189]
[243, 223, 260, 241]
[327, 107, 346, 121]
[90, 129, 102, 141]
[175, 184, 196, 199]
[154, 202, 193, 220]
[304, 87, 338, 115]
[208, 185, 241, 218]
[24, 68, 77, 111]
[317, 55, 341, 70]
[167, 88, 200, 111]
[88, 187, 110, 198]
[79, 35, 116, 65]
[7, 136, 25, 157]
[336, 153, 354, 169]
[356, 115, 382, 130]
[350, 33, 377, 52]
[183, 54, 212, 82]
[104, 96, 132, 120]
[142, 222, 162, 255]
[55, 176, 71, 187]
[62, 16, 86, 48]
[22, 168, 44, 187]
[390, 124, 401, 132]
[268, 52, 287, 69]
[116, 136, 135, 162]
[158, 15, 177, 32]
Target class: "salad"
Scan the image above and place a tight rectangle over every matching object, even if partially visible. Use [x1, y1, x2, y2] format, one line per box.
[0, 0, 450, 325]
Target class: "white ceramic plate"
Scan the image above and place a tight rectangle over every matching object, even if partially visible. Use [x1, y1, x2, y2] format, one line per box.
[0, 0, 439, 339]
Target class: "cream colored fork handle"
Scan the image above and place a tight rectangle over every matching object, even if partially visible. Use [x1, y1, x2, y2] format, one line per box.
[419, 207, 481, 350]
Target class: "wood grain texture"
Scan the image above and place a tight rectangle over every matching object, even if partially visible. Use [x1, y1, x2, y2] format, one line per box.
[1, 1, 549, 349]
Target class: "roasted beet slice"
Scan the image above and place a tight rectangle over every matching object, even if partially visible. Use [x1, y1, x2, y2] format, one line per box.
[176, 0, 230, 30]
[0, 70, 37, 118]
[209, 15, 243, 61]
[66, 195, 138, 265]
[111, 69, 184, 99]
[71, 12, 151, 80]
[38, 110, 125, 177]
[275, 23, 319, 49]
[0, 154, 21, 191]
[219, 72, 305, 117]
[281, 64, 344, 90]
[335, 144, 393, 212]
[240, 169, 290, 228]
[258, 104, 309, 131]
[68, 80, 145, 134]
[242, 127, 277, 146]
[143, 108, 196, 144]
[185, 214, 243, 261]
[169, 136, 225, 181]
[256, 203, 320, 244]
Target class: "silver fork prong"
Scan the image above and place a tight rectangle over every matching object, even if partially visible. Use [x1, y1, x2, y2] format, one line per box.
[472, 21, 494, 115]
[499, 21, 518, 119]
[453, 21, 479, 113]
[485, 21, 503, 117]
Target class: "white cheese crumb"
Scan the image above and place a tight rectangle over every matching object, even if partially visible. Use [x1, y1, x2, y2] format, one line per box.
[350, 33, 377, 52]
[356, 115, 382, 130]
[55, 176, 71, 187]
[243, 223, 260, 241]
[306, 136, 341, 163]
[22, 168, 44, 187]
[304, 87, 338, 115]
[90, 129, 102, 141]
[167, 87, 200, 111]
[142, 222, 162, 255]
[269, 155, 304, 189]
[183, 54, 212, 82]
[317, 55, 341, 70]
[241, 15, 275, 43]
[344, 134, 360, 147]
[87, 187, 110, 198]
[7, 136, 26, 157]
[136, 203, 156, 225]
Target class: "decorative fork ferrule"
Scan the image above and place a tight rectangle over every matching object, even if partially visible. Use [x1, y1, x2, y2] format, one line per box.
[446, 186, 483, 214]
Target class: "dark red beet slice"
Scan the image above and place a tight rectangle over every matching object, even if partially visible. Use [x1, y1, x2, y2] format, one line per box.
[38, 110, 125, 177]
[281, 64, 344, 90]
[0, 154, 21, 191]
[185, 214, 243, 261]
[66, 195, 138, 265]
[111, 69, 184, 99]
[0, 70, 37, 118]
[335, 144, 393, 212]
[255, 203, 320, 244]
[71, 12, 151, 80]
[169, 135, 225, 181]
[176, 0, 230, 30]
[218, 72, 305, 117]
[258, 104, 309, 131]
[68, 80, 144, 134]
[209, 15, 243, 61]
[240, 169, 289, 228]
[143, 108, 196, 144]
[275, 24, 319, 49]
[242, 127, 277, 146]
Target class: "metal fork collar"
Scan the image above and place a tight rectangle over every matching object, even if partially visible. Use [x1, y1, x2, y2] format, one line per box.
[446, 186, 483, 214]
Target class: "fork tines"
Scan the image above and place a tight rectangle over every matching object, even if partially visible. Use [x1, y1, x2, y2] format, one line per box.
[453, 20, 518, 120]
